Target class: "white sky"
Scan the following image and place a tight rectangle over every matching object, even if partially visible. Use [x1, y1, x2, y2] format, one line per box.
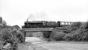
[0, 0, 88, 26]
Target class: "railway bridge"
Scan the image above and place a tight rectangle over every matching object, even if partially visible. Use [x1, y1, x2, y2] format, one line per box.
[22, 28, 53, 39]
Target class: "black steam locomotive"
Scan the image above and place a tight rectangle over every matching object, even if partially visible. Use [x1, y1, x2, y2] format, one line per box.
[22, 21, 61, 28]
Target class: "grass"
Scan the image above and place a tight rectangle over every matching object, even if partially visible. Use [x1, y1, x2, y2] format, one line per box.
[18, 41, 88, 50]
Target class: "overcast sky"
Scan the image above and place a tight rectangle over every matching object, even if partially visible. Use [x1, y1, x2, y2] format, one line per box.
[0, 0, 88, 26]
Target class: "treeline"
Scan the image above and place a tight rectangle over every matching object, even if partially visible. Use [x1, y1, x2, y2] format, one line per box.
[48, 22, 88, 41]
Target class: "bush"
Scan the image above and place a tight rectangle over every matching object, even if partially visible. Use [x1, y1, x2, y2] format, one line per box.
[63, 23, 88, 41]
[0, 26, 25, 43]
[63, 34, 74, 41]
[50, 30, 65, 41]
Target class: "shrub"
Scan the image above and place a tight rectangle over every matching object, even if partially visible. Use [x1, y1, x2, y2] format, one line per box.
[0, 26, 24, 43]
[63, 34, 74, 41]
[50, 30, 65, 41]
[64, 25, 88, 41]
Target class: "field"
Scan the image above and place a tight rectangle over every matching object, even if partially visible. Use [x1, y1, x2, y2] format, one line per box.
[18, 41, 88, 50]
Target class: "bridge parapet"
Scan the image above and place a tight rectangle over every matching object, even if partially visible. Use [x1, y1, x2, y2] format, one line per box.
[22, 28, 53, 32]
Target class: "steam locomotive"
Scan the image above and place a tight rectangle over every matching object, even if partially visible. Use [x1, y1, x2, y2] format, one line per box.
[22, 21, 61, 28]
